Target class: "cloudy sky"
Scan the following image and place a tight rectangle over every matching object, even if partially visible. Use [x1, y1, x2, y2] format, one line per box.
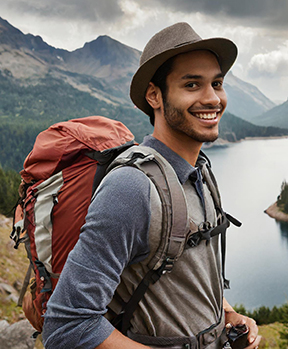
[1, 0, 288, 103]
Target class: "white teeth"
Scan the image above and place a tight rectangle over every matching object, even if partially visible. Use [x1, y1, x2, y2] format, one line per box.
[194, 112, 217, 120]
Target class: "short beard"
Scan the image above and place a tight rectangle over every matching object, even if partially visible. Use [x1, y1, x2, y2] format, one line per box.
[163, 99, 219, 143]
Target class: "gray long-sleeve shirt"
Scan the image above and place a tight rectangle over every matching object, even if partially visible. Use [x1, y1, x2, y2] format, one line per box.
[42, 135, 216, 348]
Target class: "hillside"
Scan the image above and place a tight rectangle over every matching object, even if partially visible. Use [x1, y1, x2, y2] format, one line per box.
[224, 72, 276, 119]
[0, 215, 28, 324]
[251, 99, 288, 129]
[219, 112, 288, 142]
[0, 16, 139, 106]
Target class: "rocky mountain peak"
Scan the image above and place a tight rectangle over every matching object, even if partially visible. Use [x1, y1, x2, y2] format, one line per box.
[79, 34, 140, 68]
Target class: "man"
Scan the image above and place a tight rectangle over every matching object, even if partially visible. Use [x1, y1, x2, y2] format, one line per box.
[43, 23, 261, 348]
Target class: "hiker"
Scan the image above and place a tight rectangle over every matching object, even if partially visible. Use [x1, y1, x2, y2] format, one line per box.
[42, 22, 261, 348]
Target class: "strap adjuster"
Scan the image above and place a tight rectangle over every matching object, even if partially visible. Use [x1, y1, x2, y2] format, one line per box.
[187, 221, 213, 247]
[155, 257, 174, 278]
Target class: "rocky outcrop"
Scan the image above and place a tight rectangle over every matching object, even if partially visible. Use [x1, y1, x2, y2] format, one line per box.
[0, 319, 36, 349]
[264, 202, 288, 222]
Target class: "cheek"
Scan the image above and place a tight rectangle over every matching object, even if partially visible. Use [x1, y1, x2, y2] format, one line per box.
[170, 92, 196, 109]
[165, 92, 185, 110]
[220, 90, 227, 108]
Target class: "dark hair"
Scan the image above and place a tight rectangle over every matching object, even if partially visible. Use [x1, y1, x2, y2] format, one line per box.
[149, 56, 175, 125]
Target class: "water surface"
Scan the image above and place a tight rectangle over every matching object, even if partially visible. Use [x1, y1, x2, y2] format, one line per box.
[205, 138, 288, 310]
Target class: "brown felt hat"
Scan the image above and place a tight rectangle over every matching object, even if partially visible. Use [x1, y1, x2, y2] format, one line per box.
[130, 22, 238, 117]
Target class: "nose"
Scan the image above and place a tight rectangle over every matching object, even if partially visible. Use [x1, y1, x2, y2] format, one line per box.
[200, 86, 221, 106]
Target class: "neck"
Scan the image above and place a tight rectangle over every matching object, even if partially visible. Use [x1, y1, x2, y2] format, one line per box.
[152, 128, 202, 167]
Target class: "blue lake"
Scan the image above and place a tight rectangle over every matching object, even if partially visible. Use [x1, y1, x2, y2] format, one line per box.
[205, 138, 288, 310]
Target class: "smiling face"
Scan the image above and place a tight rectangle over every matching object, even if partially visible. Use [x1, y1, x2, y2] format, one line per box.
[161, 50, 227, 144]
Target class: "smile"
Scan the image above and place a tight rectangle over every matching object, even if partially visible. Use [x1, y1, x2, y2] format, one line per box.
[189, 110, 220, 120]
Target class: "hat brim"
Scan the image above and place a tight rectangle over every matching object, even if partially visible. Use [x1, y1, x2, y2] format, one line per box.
[130, 37, 237, 117]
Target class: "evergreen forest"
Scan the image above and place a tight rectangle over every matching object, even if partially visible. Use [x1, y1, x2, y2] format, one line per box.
[277, 181, 288, 214]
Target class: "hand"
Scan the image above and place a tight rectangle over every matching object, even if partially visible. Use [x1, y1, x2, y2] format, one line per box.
[225, 311, 261, 349]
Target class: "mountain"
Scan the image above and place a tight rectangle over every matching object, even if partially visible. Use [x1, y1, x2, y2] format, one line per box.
[250, 99, 288, 129]
[224, 72, 276, 120]
[0, 17, 140, 107]
[0, 17, 276, 120]
[0, 17, 152, 137]
[0, 16, 288, 171]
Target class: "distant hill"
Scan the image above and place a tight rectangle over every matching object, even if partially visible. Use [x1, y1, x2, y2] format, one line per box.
[251, 99, 288, 129]
[219, 112, 288, 142]
[224, 72, 276, 120]
[0, 16, 288, 171]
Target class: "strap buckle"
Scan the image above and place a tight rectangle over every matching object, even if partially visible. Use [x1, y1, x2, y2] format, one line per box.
[155, 257, 174, 277]
[187, 221, 213, 247]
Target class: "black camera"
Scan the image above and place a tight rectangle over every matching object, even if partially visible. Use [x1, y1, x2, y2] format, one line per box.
[226, 324, 249, 349]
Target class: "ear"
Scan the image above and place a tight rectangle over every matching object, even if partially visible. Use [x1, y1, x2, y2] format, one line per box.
[145, 82, 162, 110]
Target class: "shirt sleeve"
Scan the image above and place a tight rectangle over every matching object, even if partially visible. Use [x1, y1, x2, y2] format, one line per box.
[42, 166, 151, 349]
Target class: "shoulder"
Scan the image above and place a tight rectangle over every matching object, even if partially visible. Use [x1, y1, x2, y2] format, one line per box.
[89, 165, 152, 219]
[99, 165, 151, 197]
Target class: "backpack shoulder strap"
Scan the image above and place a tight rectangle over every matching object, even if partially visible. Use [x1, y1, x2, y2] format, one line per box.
[199, 154, 242, 289]
[109, 145, 190, 271]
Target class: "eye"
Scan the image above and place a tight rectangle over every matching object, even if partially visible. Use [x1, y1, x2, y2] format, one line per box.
[212, 81, 223, 88]
[185, 82, 197, 88]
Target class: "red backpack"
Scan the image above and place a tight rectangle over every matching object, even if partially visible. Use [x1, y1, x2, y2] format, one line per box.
[11, 115, 135, 331]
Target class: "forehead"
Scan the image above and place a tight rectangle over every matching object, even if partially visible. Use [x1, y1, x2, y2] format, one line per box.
[169, 50, 222, 77]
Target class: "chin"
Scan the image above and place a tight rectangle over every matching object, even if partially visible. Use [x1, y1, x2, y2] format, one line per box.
[192, 132, 219, 143]
[203, 134, 219, 143]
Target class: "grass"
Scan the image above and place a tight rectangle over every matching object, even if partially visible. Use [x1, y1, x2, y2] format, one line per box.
[0, 214, 29, 323]
[259, 323, 288, 348]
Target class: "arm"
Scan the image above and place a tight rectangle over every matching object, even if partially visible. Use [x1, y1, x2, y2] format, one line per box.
[223, 298, 261, 349]
[43, 167, 152, 349]
[96, 329, 150, 349]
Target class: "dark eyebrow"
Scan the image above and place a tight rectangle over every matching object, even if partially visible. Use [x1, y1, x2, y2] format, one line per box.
[181, 74, 202, 80]
[181, 73, 224, 80]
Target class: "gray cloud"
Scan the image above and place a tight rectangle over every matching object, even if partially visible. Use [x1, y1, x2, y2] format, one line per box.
[3, 0, 124, 23]
[6, 0, 288, 28]
[142, 0, 288, 28]
[248, 42, 288, 78]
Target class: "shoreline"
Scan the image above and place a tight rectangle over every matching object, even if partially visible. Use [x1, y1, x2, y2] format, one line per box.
[204, 135, 288, 149]
[244, 135, 288, 141]
[264, 202, 288, 223]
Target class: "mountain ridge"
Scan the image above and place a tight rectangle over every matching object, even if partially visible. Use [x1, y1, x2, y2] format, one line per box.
[251, 99, 288, 129]
[0, 16, 288, 171]
[0, 15, 277, 117]
[224, 72, 276, 119]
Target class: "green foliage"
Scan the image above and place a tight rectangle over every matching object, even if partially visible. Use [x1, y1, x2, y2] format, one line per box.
[234, 303, 288, 326]
[277, 181, 288, 214]
[219, 113, 288, 141]
[236, 304, 288, 348]
[0, 168, 21, 217]
[280, 326, 288, 342]
[0, 72, 153, 171]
